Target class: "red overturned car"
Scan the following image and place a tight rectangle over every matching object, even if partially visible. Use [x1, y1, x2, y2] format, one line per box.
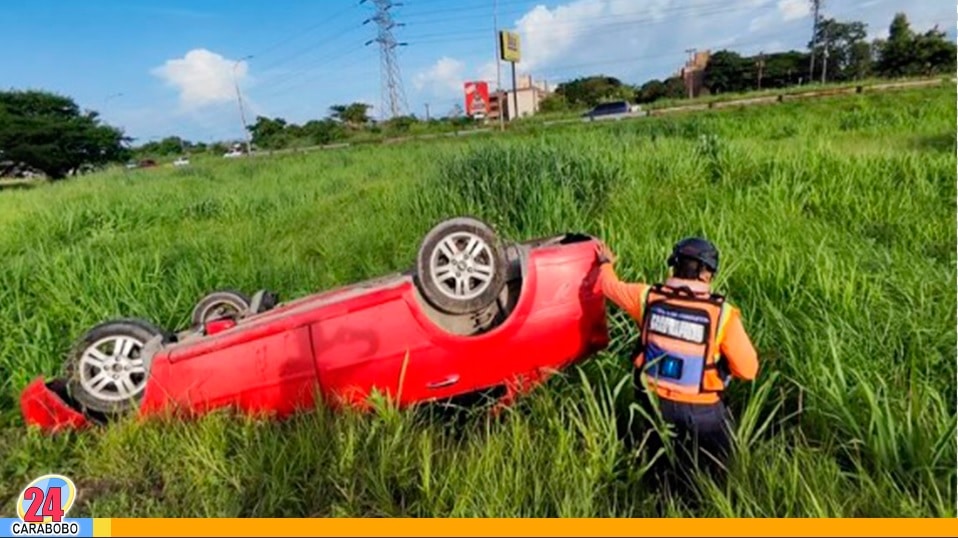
[21, 217, 610, 432]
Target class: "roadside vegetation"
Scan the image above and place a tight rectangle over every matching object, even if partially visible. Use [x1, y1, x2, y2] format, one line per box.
[114, 12, 958, 164]
[0, 83, 954, 517]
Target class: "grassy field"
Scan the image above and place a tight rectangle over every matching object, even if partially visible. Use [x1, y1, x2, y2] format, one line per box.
[517, 76, 952, 124]
[0, 84, 955, 517]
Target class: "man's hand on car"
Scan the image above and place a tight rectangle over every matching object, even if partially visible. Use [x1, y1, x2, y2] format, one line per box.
[595, 241, 616, 265]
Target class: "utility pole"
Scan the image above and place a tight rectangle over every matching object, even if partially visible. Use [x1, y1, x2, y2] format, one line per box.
[820, 39, 829, 84]
[511, 61, 518, 119]
[493, 0, 504, 131]
[684, 48, 696, 99]
[362, 0, 408, 121]
[232, 55, 253, 155]
[808, 0, 822, 84]
[756, 52, 766, 90]
[424, 103, 430, 121]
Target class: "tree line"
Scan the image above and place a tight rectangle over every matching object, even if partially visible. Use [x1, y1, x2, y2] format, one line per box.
[124, 102, 482, 156]
[541, 12, 955, 110]
[0, 11, 952, 179]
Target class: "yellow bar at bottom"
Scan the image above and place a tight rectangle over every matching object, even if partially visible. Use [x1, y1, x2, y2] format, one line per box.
[104, 517, 958, 538]
[92, 518, 112, 537]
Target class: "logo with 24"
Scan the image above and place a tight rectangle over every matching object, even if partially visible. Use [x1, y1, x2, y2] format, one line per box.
[3, 474, 91, 538]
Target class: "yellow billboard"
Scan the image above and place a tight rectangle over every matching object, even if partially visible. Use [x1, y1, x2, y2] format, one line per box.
[499, 30, 520, 62]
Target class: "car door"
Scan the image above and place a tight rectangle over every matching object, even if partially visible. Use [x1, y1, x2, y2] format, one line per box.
[393, 343, 471, 404]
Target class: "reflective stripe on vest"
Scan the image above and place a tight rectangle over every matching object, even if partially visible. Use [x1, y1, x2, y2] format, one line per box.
[638, 284, 733, 395]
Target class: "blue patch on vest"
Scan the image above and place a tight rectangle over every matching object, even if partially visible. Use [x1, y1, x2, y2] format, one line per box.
[658, 355, 683, 380]
[644, 343, 706, 389]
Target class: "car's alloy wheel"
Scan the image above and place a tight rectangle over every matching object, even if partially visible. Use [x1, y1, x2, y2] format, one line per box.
[65, 318, 168, 415]
[416, 216, 507, 315]
[190, 289, 251, 327]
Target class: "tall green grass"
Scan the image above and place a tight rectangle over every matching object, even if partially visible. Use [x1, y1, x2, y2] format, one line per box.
[0, 86, 954, 517]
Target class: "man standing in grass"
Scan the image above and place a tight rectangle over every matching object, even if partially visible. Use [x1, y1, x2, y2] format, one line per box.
[594, 237, 758, 473]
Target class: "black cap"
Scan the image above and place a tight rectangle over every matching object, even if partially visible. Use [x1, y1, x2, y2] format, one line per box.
[667, 237, 719, 273]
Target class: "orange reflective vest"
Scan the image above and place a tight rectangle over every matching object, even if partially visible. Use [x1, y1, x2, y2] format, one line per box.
[635, 283, 734, 400]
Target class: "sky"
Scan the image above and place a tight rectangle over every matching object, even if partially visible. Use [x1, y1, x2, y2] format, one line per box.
[3, 0, 954, 143]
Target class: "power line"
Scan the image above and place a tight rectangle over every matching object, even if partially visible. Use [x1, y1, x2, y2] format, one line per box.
[402, 0, 729, 28]
[254, 45, 375, 100]
[402, 1, 777, 46]
[250, 0, 774, 101]
[400, 0, 659, 20]
[247, 3, 360, 62]
[244, 0, 855, 124]
[488, 28, 800, 83]
[247, 0, 865, 100]
[255, 21, 366, 76]
[256, 31, 370, 92]
[264, 34, 784, 122]
[250, 27, 806, 125]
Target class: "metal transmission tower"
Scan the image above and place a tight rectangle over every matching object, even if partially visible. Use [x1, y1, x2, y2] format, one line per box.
[808, 0, 823, 83]
[362, 0, 408, 120]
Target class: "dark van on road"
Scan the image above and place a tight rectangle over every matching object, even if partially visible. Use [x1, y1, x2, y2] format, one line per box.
[582, 100, 640, 121]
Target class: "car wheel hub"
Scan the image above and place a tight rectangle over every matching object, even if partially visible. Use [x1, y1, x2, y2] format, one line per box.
[430, 231, 495, 301]
[78, 335, 148, 402]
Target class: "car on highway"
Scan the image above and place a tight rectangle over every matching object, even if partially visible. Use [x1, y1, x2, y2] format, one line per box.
[582, 100, 642, 121]
[20, 217, 611, 432]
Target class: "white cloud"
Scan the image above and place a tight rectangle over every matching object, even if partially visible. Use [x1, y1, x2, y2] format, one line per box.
[152, 49, 250, 110]
[748, 0, 809, 33]
[408, 0, 794, 103]
[412, 56, 516, 105]
[778, 0, 810, 21]
[504, 0, 787, 81]
[398, 0, 957, 115]
[477, 62, 500, 87]
[513, 0, 609, 72]
[132, 0, 955, 138]
[413, 57, 466, 97]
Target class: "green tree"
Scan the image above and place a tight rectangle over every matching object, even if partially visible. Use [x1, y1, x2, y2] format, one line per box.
[132, 136, 194, 159]
[0, 89, 129, 179]
[538, 93, 570, 113]
[247, 116, 289, 149]
[383, 115, 417, 133]
[209, 142, 230, 155]
[759, 50, 810, 88]
[554, 76, 632, 107]
[329, 103, 372, 126]
[912, 26, 957, 76]
[847, 41, 875, 80]
[703, 50, 751, 93]
[809, 18, 869, 82]
[875, 13, 916, 77]
[636, 79, 667, 104]
[875, 14, 956, 77]
[157, 136, 187, 155]
[301, 119, 345, 145]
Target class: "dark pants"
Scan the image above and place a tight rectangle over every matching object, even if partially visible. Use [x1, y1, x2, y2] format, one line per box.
[630, 368, 734, 486]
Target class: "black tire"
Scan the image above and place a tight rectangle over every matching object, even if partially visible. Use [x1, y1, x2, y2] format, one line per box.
[190, 289, 251, 327]
[415, 216, 507, 315]
[64, 318, 169, 416]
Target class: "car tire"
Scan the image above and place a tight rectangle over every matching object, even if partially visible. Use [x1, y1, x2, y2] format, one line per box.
[190, 289, 251, 327]
[416, 216, 507, 315]
[64, 318, 169, 416]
